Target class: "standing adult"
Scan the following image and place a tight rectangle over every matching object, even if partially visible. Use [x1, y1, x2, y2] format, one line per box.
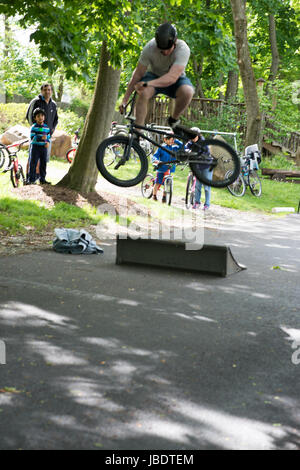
[26, 83, 58, 165]
[119, 23, 194, 128]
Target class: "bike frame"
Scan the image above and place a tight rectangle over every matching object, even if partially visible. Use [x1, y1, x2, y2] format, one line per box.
[1, 139, 28, 170]
[122, 94, 212, 168]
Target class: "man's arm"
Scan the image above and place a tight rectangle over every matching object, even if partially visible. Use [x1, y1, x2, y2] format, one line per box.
[119, 63, 148, 112]
[26, 98, 39, 126]
[141, 64, 185, 89]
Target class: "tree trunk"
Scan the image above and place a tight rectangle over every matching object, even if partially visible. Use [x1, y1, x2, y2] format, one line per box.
[230, 0, 262, 147]
[268, 14, 280, 82]
[225, 70, 239, 102]
[57, 41, 121, 193]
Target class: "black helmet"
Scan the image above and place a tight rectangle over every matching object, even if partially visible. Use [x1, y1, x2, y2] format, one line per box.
[33, 107, 46, 119]
[155, 23, 177, 50]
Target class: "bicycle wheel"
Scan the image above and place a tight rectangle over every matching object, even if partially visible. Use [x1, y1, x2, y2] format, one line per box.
[10, 164, 25, 188]
[96, 135, 148, 187]
[189, 138, 240, 188]
[165, 177, 173, 206]
[226, 172, 246, 197]
[66, 147, 76, 163]
[248, 170, 262, 197]
[0, 147, 6, 169]
[141, 173, 154, 198]
[185, 174, 194, 209]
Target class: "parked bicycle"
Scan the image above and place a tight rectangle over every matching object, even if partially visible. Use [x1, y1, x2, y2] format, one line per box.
[226, 144, 262, 197]
[96, 93, 240, 188]
[1, 139, 28, 187]
[141, 164, 174, 206]
[66, 128, 80, 163]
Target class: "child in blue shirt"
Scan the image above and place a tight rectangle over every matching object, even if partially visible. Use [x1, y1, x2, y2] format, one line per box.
[151, 134, 182, 202]
[28, 108, 51, 184]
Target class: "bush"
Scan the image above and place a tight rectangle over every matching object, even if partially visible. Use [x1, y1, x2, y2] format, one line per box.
[0, 103, 28, 134]
[0, 102, 84, 137]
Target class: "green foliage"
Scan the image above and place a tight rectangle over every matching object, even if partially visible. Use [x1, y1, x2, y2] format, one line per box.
[0, 103, 28, 134]
[56, 109, 84, 136]
[0, 103, 84, 137]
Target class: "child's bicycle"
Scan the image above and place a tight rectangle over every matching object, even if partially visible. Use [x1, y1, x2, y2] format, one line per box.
[66, 128, 80, 163]
[226, 144, 262, 197]
[96, 93, 240, 188]
[141, 164, 174, 206]
[1, 140, 28, 187]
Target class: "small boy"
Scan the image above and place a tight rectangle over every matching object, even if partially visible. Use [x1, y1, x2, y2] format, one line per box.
[151, 134, 182, 203]
[28, 107, 51, 185]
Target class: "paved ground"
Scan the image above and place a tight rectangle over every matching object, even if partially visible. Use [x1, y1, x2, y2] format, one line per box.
[0, 210, 300, 450]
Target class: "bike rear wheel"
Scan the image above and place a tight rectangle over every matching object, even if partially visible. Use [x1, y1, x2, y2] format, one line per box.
[164, 177, 173, 206]
[248, 170, 262, 197]
[226, 172, 246, 197]
[185, 174, 194, 208]
[11, 164, 25, 188]
[96, 136, 148, 187]
[189, 138, 240, 188]
[141, 174, 154, 198]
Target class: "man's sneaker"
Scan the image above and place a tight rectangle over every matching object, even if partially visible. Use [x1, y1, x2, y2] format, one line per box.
[153, 195, 158, 201]
[40, 180, 51, 185]
[203, 204, 210, 211]
[192, 202, 200, 209]
[167, 116, 180, 129]
[162, 195, 167, 203]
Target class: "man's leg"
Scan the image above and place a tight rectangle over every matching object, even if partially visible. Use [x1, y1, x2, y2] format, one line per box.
[135, 87, 156, 126]
[172, 84, 194, 120]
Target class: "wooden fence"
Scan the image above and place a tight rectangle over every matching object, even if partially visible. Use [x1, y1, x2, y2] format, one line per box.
[146, 96, 245, 126]
[146, 96, 299, 160]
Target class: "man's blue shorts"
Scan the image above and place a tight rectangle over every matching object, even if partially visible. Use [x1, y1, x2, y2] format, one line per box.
[142, 72, 194, 99]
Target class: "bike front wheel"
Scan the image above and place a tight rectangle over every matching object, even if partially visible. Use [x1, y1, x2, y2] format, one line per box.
[96, 136, 148, 187]
[248, 170, 262, 197]
[11, 164, 25, 188]
[226, 172, 246, 197]
[189, 138, 240, 188]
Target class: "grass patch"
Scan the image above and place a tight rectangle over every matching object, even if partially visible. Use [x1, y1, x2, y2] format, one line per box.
[0, 197, 103, 235]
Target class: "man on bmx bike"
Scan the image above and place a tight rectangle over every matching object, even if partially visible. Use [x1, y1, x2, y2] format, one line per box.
[119, 22, 194, 129]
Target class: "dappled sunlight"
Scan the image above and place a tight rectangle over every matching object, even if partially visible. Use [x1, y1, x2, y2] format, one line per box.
[27, 340, 88, 366]
[0, 301, 76, 330]
[59, 377, 124, 411]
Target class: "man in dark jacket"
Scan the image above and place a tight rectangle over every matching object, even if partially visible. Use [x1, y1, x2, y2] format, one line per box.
[26, 83, 58, 162]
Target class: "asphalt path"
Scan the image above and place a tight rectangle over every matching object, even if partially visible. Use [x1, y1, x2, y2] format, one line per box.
[0, 213, 300, 450]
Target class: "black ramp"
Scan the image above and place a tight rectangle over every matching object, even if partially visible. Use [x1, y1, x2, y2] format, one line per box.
[116, 236, 246, 277]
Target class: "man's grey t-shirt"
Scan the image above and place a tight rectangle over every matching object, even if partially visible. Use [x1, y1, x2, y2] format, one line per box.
[139, 38, 190, 77]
